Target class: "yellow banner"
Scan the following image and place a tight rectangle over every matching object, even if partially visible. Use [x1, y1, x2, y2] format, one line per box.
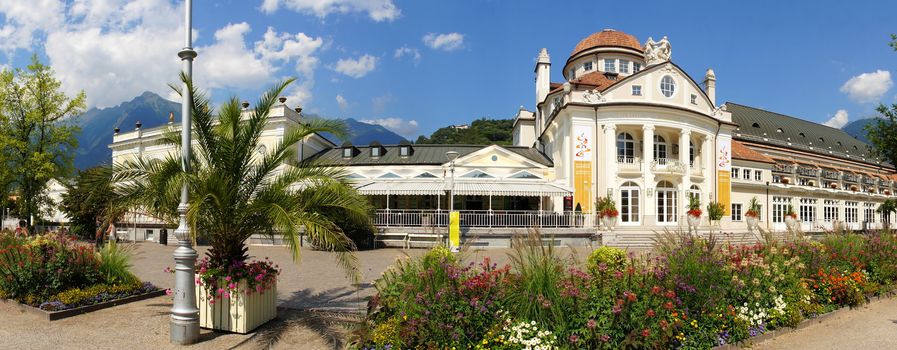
[574, 161, 593, 213]
[717, 170, 731, 215]
[449, 211, 460, 248]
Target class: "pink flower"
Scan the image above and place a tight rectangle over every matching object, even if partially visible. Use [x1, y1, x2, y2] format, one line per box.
[217, 288, 225, 295]
[225, 276, 232, 282]
[222, 292, 230, 299]
[208, 299, 215, 305]
[164, 267, 173, 273]
[165, 288, 173, 296]
[228, 283, 236, 289]
[587, 319, 596, 329]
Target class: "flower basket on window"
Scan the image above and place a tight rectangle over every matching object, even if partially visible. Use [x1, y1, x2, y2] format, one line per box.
[850, 185, 858, 192]
[830, 183, 839, 189]
[596, 196, 618, 229]
[781, 177, 791, 185]
[745, 197, 761, 231]
[686, 195, 701, 228]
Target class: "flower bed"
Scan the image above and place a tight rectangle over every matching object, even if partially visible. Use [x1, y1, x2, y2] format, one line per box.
[0, 232, 160, 318]
[358, 231, 897, 349]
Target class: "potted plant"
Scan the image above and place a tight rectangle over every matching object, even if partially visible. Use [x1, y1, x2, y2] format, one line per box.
[113, 78, 371, 333]
[830, 182, 839, 189]
[745, 197, 761, 231]
[706, 201, 725, 229]
[596, 196, 618, 229]
[782, 177, 791, 185]
[784, 204, 799, 232]
[686, 195, 702, 228]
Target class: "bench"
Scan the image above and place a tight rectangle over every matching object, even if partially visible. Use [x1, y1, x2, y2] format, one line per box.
[407, 233, 444, 248]
[375, 232, 408, 249]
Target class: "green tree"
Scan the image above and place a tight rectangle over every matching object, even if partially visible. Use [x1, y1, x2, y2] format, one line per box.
[0, 55, 86, 228]
[866, 34, 897, 166]
[113, 76, 371, 278]
[60, 165, 116, 239]
[877, 198, 897, 230]
[416, 118, 513, 145]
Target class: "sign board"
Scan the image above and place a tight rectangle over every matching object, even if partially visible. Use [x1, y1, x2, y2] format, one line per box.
[449, 211, 460, 248]
[573, 125, 593, 212]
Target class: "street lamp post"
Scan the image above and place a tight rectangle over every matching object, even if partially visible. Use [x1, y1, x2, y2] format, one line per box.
[445, 151, 459, 251]
[170, 0, 200, 345]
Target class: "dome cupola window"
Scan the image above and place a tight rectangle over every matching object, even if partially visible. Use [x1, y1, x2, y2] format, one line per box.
[660, 75, 676, 97]
[619, 60, 630, 74]
[583, 61, 593, 72]
[633, 62, 642, 73]
[604, 59, 616, 73]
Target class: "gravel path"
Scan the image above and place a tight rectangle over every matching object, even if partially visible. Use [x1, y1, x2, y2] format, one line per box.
[0, 242, 592, 349]
[753, 296, 897, 349]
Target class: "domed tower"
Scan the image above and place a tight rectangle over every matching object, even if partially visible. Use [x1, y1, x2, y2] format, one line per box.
[563, 29, 645, 81]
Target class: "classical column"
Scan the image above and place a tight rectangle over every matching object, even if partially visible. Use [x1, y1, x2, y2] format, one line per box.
[603, 124, 617, 197]
[701, 135, 711, 182]
[642, 124, 655, 225]
[680, 129, 692, 224]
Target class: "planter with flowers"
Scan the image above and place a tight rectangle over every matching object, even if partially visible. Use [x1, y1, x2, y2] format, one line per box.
[686, 195, 702, 229]
[194, 258, 280, 333]
[745, 197, 761, 231]
[706, 201, 725, 230]
[830, 183, 839, 189]
[784, 204, 799, 233]
[596, 196, 618, 230]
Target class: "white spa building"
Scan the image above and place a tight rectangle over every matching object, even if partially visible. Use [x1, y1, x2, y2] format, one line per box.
[109, 29, 897, 247]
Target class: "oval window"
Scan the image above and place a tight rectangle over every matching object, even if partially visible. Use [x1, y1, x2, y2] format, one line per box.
[660, 76, 676, 97]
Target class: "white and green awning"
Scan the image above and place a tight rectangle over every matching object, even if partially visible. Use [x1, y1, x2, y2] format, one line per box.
[354, 180, 571, 197]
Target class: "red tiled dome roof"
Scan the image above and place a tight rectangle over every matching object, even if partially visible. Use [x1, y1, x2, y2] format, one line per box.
[571, 29, 642, 57]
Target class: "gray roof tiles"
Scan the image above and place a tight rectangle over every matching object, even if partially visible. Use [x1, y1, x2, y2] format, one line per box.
[307, 144, 554, 167]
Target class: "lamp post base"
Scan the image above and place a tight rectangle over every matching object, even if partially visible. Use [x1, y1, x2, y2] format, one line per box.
[170, 318, 200, 345]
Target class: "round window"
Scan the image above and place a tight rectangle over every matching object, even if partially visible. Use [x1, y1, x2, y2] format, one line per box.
[491, 155, 498, 162]
[660, 75, 676, 98]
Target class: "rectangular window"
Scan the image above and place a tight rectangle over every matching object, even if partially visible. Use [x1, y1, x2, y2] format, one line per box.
[371, 147, 380, 157]
[569, 69, 575, 79]
[772, 196, 790, 223]
[732, 168, 740, 179]
[633, 62, 642, 72]
[845, 201, 858, 223]
[864, 203, 876, 223]
[690, 94, 697, 104]
[824, 200, 839, 222]
[773, 175, 782, 183]
[400, 147, 409, 156]
[754, 171, 762, 182]
[604, 59, 616, 73]
[743, 169, 751, 180]
[731, 203, 743, 221]
[619, 60, 630, 74]
[583, 61, 593, 71]
[343, 148, 353, 158]
[632, 85, 642, 96]
[800, 198, 817, 223]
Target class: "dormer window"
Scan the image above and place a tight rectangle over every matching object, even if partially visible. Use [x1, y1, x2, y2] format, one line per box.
[371, 147, 380, 157]
[583, 61, 593, 71]
[619, 60, 630, 74]
[604, 59, 616, 73]
[369, 141, 384, 158]
[633, 62, 642, 73]
[398, 141, 413, 157]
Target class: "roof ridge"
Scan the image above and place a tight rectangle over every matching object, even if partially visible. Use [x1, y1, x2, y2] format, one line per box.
[725, 101, 846, 133]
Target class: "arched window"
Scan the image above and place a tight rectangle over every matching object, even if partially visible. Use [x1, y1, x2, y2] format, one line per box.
[654, 135, 667, 161]
[689, 184, 701, 201]
[617, 132, 635, 161]
[620, 181, 640, 224]
[656, 181, 678, 224]
[689, 141, 696, 166]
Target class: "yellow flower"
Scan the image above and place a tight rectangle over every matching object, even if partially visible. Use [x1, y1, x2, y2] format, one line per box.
[482, 339, 488, 345]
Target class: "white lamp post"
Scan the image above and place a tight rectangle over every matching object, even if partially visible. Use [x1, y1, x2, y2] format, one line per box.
[170, 0, 199, 345]
[445, 151, 459, 251]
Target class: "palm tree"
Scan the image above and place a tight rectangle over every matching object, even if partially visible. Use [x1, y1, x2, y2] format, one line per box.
[877, 199, 896, 231]
[111, 76, 371, 278]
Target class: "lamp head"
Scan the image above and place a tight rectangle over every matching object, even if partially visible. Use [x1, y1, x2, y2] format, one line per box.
[445, 151, 460, 162]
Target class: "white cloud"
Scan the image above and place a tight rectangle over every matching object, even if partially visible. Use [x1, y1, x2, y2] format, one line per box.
[823, 109, 849, 128]
[422, 32, 464, 51]
[335, 94, 349, 111]
[259, 0, 400, 22]
[394, 46, 421, 64]
[360, 117, 418, 137]
[840, 70, 893, 103]
[4, 1, 325, 108]
[371, 93, 392, 113]
[333, 54, 377, 78]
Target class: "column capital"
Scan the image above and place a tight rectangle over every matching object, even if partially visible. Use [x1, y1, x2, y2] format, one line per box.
[701, 134, 711, 142]
[642, 124, 655, 132]
[680, 128, 691, 136]
[603, 123, 617, 132]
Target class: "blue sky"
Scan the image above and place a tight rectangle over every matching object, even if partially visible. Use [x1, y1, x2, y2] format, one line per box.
[1, 0, 895, 139]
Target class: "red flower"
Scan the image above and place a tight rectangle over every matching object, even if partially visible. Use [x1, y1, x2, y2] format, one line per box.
[646, 309, 656, 318]
[642, 328, 650, 337]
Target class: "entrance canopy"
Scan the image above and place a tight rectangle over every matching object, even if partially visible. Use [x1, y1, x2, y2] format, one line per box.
[355, 180, 571, 197]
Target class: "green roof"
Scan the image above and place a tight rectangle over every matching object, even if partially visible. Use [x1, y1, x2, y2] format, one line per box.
[307, 144, 554, 167]
[725, 102, 886, 167]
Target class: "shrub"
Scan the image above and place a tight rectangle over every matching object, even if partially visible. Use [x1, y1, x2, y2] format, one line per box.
[0, 233, 101, 301]
[97, 241, 139, 285]
[586, 246, 627, 275]
[506, 231, 568, 330]
[707, 202, 726, 221]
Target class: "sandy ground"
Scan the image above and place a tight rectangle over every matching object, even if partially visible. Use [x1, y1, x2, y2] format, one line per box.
[753, 296, 897, 350]
[0, 242, 592, 349]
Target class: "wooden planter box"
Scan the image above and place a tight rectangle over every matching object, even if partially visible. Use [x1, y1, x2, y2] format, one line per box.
[196, 280, 277, 333]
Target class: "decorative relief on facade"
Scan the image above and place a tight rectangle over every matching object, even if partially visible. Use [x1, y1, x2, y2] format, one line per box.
[583, 89, 604, 103]
[644, 36, 671, 65]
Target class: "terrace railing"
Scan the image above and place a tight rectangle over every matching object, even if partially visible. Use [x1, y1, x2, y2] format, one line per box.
[372, 209, 594, 228]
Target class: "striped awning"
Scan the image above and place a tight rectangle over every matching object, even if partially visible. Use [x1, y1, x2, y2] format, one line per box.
[354, 181, 445, 195]
[453, 181, 572, 197]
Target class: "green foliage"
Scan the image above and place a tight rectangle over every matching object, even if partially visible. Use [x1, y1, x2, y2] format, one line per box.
[506, 231, 569, 330]
[96, 241, 138, 285]
[586, 246, 627, 274]
[707, 202, 726, 221]
[60, 165, 118, 239]
[415, 118, 513, 145]
[866, 36, 897, 167]
[0, 55, 86, 228]
[0, 232, 101, 302]
[688, 195, 701, 211]
[596, 196, 618, 217]
[747, 197, 761, 216]
[50, 282, 143, 306]
[112, 76, 371, 279]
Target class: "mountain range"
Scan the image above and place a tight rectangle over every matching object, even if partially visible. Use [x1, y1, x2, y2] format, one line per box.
[73, 91, 405, 169]
[840, 118, 876, 144]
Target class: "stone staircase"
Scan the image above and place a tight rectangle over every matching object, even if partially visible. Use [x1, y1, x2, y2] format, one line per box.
[605, 227, 792, 249]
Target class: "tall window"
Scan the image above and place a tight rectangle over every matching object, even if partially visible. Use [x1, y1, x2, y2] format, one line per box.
[688, 185, 701, 202]
[583, 61, 593, 71]
[772, 196, 791, 223]
[800, 198, 817, 223]
[620, 181, 640, 224]
[743, 169, 751, 180]
[633, 62, 642, 73]
[689, 142, 695, 166]
[824, 200, 839, 222]
[604, 59, 616, 73]
[732, 203, 743, 221]
[864, 203, 876, 223]
[754, 170, 762, 182]
[617, 132, 635, 160]
[845, 201, 858, 223]
[660, 75, 676, 97]
[656, 181, 678, 223]
[732, 168, 740, 179]
[653, 135, 667, 160]
[619, 60, 630, 74]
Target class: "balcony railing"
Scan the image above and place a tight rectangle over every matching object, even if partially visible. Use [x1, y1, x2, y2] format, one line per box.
[651, 158, 686, 174]
[863, 177, 875, 185]
[843, 174, 860, 183]
[371, 209, 594, 228]
[822, 170, 840, 180]
[797, 166, 818, 177]
[773, 163, 794, 173]
[617, 156, 641, 172]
